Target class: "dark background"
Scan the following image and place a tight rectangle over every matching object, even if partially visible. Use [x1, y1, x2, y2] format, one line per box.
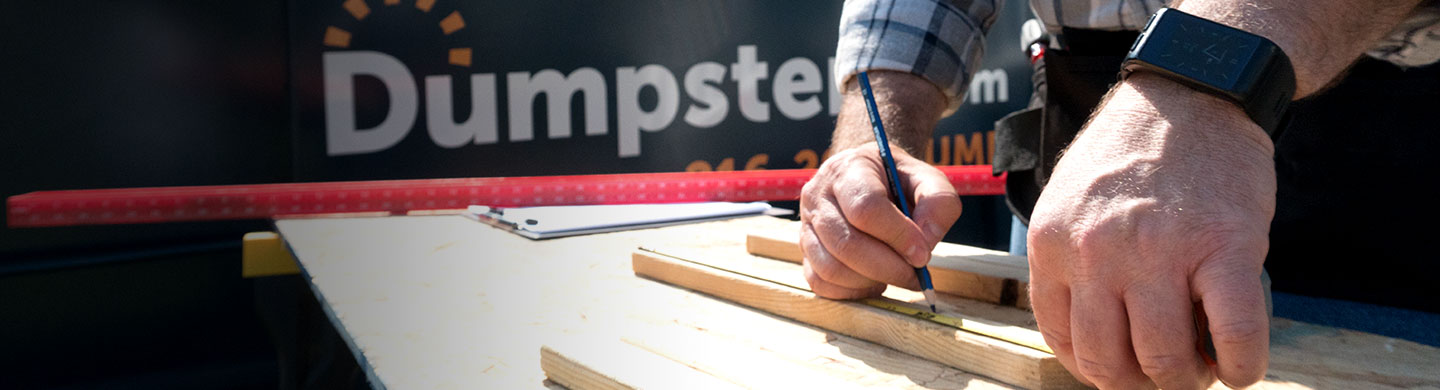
[1, 1, 290, 387]
[0, 1, 1031, 387]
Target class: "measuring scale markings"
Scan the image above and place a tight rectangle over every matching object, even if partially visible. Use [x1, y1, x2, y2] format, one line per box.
[8, 167, 1002, 227]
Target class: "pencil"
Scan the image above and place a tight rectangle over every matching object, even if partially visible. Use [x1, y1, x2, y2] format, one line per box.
[856, 71, 939, 313]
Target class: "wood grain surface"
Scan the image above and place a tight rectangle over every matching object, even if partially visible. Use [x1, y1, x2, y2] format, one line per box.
[746, 228, 1031, 308]
[541, 336, 739, 390]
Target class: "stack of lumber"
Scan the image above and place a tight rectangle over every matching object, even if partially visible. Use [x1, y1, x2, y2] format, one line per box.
[542, 218, 1440, 390]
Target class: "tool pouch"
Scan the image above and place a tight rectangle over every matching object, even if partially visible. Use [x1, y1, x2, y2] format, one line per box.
[992, 29, 1138, 225]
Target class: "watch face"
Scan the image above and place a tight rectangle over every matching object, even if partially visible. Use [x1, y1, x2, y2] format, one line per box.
[1148, 12, 1261, 89]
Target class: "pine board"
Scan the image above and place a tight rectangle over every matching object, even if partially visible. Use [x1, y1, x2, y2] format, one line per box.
[746, 228, 1031, 308]
[632, 247, 1083, 389]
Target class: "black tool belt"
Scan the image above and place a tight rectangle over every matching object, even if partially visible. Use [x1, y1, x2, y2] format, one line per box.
[992, 29, 1139, 225]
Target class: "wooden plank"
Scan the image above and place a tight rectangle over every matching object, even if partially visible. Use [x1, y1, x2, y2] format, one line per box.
[658, 244, 1043, 341]
[548, 313, 1020, 390]
[541, 337, 740, 390]
[747, 229, 1030, 307]
[632, 247, 1083, 390]
[1262, 318, 1440, 389]
[622, 308, 1020, 389]
[745, 231, 803, 263]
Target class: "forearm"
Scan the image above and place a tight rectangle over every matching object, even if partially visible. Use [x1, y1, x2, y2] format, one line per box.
[1174, 0, 1424, 98]
[1030, 3, 1427, 388]
[831, 71, 947, 156]
[1087, 0, 1425, 156]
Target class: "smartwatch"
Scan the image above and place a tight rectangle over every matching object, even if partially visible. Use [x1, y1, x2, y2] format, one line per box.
[1121, 8, 1296, 137]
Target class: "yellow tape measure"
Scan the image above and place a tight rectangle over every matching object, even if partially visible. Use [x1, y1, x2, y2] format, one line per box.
[642, 247, 1054, 355]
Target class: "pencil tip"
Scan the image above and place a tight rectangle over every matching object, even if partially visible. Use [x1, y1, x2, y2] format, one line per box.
[922, 288, 938, 313]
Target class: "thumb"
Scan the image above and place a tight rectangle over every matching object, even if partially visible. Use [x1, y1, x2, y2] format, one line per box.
[902, 163, 962, 257]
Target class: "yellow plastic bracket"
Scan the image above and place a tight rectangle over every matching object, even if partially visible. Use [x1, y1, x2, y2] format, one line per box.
[242, 231, 300, 278]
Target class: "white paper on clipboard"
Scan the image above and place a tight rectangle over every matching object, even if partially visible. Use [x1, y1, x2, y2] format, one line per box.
[463, 202, 782, 239]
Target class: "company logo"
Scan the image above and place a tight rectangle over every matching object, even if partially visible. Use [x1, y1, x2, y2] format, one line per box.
[318, 1, 1010, 159]
[323, 0, 472, 66]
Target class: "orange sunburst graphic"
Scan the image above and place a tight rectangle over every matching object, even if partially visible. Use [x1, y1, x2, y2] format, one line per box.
[323, 0, 471, 67]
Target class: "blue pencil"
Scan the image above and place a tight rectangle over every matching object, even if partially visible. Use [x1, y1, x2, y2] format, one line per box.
[856, 71, 938, 313]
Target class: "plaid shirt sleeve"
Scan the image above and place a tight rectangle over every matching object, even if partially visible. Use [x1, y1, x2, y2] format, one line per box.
[834, 0, 1002, 117]
[1367, 2, 1440, 67]
[1031, 0, 1440, 68]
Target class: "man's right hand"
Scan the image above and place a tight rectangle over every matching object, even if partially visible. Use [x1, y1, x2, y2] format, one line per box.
[799, 144, 962, 299]
[800, 70, 955, 299]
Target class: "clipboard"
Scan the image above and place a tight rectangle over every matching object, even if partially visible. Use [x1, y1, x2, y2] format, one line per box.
[464, 202, 784, 239]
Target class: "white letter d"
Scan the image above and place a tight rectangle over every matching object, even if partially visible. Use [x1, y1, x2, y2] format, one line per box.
[323, 51, 418, 156]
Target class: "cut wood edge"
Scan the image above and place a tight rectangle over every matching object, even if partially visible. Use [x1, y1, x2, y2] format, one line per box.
[632, 248, 1083, 390]
[541, 337, 740, 390]
[747, 230, 1029, 306]
[1016, 281, 1032, 310]
[745, 231, 803, 264]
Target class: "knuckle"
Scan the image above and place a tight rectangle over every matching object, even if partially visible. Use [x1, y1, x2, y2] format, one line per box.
[800, 179, 819, 198]
[1071, 212, 1136, 254]
[807, 254, 846, 283]
[1074, 356, 1125, 386]
[829, 149, 864, 168]
[1038, 328, 1073, 352]
[1179, 218, 1247, 246]
[1136, 353, 1195, 382]
[811, 213, 862, 255]
[1025, 217, 1072, 258]
[828, 227, 863, 256]
[921, 192, 962, 216]
[799, 230, 822, 258]
[1025, 225, 1058, 251]
[1209, 318, 1267, 347]
[844, 191, 890, 227]
[808, 211, 844, 237]
[818, 151, 852, 171]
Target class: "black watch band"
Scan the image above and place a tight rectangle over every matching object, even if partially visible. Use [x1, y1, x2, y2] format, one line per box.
[1120, 8, 1296, 137]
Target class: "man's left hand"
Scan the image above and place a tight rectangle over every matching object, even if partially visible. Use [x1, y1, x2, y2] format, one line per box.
[1027, 73, 1277, 390]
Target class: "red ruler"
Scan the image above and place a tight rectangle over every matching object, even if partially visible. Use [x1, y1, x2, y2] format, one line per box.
[7, 166, 1004, 228]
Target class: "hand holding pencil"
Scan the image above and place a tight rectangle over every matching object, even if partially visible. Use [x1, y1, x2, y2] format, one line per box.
[798, 71, 962, 303]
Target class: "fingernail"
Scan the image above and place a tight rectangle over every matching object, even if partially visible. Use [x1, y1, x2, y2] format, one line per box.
[908, 245, 929, 266]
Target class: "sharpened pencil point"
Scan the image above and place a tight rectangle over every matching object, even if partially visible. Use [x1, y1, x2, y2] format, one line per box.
[922, 288, 938, 313]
